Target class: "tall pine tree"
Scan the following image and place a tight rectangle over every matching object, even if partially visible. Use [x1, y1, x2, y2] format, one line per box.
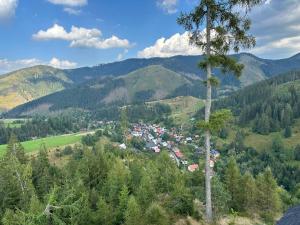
[177, 0, 262, 221]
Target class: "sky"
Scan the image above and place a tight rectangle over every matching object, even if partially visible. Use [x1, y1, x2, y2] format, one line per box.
[0, 0, 300, 74]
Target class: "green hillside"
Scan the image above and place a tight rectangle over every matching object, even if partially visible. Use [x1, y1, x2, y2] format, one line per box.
[3, 53, 300, 113]
[6, 65, 205, 117]
[0, 65, 72, 111]
[210, 70, 300, 150]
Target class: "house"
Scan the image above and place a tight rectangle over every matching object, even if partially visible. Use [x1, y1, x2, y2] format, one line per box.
[174, 149, 184, 159]
[211, 149, 220, 159]
[186, 137, 193, 143]
[119, 143, 127, 150]
[188, 164, 199, 172]
[146, 141, 156, 149]
[181, 160, 188, 165]
[209, 159, 215, 168]
[162, 142, 168, 147]
[151, 146, 160, 153]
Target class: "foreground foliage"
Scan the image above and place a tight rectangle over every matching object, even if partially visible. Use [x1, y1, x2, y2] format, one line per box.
[0, 136, 286, 225]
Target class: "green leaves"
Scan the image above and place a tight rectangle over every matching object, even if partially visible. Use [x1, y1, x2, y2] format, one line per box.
[199, 55, 244, 78]
[197, 109, 232, 132]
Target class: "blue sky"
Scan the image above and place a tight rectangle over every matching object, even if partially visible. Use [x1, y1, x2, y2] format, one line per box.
[0, 0, 300, 73]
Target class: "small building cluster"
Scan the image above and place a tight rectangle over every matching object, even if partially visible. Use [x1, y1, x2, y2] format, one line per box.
[123, 122, 221, 174]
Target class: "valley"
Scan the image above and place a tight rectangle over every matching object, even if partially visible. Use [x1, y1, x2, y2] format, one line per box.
[1, 1, 300, 224]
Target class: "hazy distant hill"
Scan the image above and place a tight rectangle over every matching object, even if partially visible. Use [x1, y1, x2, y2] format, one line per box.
[3, 52, 300, 112]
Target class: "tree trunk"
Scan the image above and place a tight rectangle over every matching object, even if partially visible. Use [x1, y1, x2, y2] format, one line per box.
[205, 6, 213, 223]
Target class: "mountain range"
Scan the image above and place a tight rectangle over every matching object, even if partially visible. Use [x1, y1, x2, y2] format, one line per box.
[3, 52, 300, 116]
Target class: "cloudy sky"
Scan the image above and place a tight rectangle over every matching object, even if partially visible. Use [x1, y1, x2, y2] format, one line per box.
[0, 0, 299, 73]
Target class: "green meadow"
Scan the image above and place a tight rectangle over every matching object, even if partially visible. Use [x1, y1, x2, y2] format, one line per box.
[0, 133, 84, 156]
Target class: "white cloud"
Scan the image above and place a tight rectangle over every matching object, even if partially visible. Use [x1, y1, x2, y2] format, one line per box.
[138, 32, 203, 58]
[47, 0, 87, 7]
[0, 58, 41, 73]
[0, 0, 18, 21]
[63, 7, 81, 15]
[157, 0, 178, 14]
[33, 24, 131, 49]
[265, 0, 272, 4]
[0, 57, 77, 74]
[49, 57, 77, 69]
[248, 0, 300, 58]
[117, 49, 129, 61]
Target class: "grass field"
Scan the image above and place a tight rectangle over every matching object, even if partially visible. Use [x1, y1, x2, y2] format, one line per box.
[1, 118, 28, 128]
[0, 132, 89, 156]
[149, 96, 205, 124]
[243, 119, 300, 150]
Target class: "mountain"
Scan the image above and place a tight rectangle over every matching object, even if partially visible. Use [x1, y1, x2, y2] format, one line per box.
[3, 52, 300, 112]
[6, 65, 207, 117]
[0, 66, 72, 111]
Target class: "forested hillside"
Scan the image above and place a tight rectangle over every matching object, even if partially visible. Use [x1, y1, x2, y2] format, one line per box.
[3, 52, 300, 112]
[0, 133, 285, 225]
[213, 70, 300, 134]
[5, 65, 208, 117]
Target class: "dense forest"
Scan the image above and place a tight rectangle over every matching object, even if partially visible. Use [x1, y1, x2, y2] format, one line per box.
[212, 71, 300, 134]
[0, 135, 286, 225]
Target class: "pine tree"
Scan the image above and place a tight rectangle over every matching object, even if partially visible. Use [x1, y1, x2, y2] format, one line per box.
[31, 146, 54, 199]
[94, 197, 115, 225]
[256, 168, 281, 223]
[224, 157, 242, 211]
[125, 196, 143, 225]
[5, 134, 28, 164]
[136, 174, 155, 209]
[211, 176, 230, 219]
[116, 185, 129, 224]
[284, 126, 292, 138]
[145, 203, 169, 225]
[241, 172, 257, 215]
[177, 0, 262, 221]
[295, 145, 300, 161]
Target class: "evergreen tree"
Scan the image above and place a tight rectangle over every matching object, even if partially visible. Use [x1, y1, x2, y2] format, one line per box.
[136, 174, 155, 209]
[295, 145, 300, 161]
[31, 146, 55, 199]
[94, 197, 115, 225]
[224, 157, 242, 211]
[256, 168, 281, 223]
[125, 196, 143, 225]
[116, 185, 129, 224]
[145, 203, 169, 225]
[241, 172, 257, 215]
[5, 134, 27, 164]
[177, 0, 262, 221]
[284, 126, 292, 138]
[211, 176, 230, 219]
[232, 130, 245, 153]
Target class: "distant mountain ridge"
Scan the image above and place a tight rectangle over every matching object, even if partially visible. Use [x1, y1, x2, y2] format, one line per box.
[3, 52, 300, 112]
[6, 65, 207, 117]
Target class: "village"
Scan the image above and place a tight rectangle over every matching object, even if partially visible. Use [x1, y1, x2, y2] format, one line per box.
[120, 122, 221, 173]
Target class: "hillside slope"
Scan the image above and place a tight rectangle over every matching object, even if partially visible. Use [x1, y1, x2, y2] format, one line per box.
[6, 65, 206, 117]
[0, 66, 72, 111]
[3, 52, 300, 111]
[212, 70, 300, 142]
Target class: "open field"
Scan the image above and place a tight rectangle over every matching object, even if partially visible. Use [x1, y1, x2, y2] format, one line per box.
[244, 119, 300, 150]
[0, 131, 92, 156]
[0, 118, 28, 128]
[216, 119, 300, 151]
[149, 96, 205, 124]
